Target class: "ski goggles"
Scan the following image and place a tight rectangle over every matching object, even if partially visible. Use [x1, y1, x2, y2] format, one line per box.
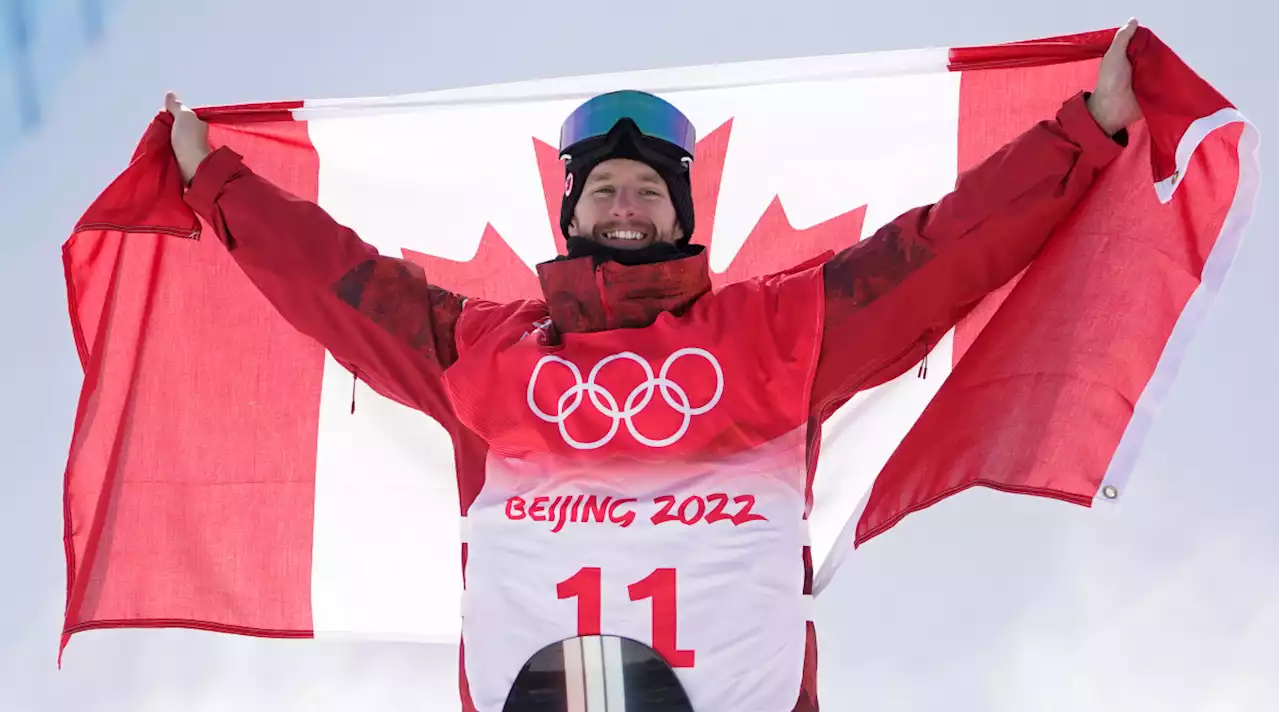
[559, 90, 697, 158]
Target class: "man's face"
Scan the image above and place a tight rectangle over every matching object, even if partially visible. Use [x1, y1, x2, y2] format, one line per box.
[567, 158, 683, 250]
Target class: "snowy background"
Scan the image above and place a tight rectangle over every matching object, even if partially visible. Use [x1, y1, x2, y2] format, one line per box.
[1, 1, 1275, 710]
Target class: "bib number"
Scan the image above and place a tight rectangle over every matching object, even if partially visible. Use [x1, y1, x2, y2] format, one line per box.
[557, 567, 696, 668]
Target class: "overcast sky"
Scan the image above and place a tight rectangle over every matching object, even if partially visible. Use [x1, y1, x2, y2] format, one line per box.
[1, 1, 1275, 710]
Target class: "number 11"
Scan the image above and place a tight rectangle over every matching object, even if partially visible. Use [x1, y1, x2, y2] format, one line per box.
[557, 566, 696, 668]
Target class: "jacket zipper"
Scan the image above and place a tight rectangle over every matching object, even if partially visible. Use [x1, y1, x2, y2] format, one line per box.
[594, 266, 614, 327]
[845, 330, 935, 398]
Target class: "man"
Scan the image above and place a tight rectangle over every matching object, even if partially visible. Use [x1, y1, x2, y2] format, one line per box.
[165, 20, 1142, 712]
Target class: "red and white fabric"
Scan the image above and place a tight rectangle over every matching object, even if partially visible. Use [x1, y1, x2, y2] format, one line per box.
[59, 24, 1258, 708]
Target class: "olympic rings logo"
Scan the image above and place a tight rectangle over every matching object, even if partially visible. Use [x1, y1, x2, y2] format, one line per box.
[527, 348, 724, 450]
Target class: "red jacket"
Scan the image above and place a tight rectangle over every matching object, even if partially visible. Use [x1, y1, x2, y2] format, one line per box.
[183, 90, 1122, 710]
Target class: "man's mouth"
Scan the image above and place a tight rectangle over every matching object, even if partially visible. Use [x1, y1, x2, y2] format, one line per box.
[602, 229, 648, 242]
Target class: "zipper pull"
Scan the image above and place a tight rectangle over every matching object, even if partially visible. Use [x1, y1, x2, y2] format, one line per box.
[917, 331, 933, 379]
[350, 369, 357, 414]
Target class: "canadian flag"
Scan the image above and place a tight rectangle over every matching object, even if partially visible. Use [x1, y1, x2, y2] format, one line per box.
[59, 26, 1258, 660]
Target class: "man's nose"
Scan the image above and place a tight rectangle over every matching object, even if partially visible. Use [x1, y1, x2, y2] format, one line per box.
[610, 191, 638, 216]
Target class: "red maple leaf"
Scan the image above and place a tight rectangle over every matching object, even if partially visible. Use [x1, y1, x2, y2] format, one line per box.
[401, 225, 541, 304]
[403, 118, 866, 300]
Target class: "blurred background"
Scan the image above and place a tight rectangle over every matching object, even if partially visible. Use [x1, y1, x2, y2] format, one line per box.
[1, 1, 1275, 710]
[1, 0, 114, 164]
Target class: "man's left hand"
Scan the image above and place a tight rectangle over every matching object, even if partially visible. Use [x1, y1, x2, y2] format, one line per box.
[1087, 19, 1143, 135]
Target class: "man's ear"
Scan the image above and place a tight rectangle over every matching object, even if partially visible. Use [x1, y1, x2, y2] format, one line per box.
[567, 218, 581, 237]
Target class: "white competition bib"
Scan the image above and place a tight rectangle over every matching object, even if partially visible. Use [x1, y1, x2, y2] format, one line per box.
[462, 425, 811, 712]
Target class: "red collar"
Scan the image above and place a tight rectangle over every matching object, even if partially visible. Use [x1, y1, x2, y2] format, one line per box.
[535, 251, 712, 334]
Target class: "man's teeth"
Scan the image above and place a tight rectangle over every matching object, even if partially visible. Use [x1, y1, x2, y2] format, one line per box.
[605, 230, 646, 241]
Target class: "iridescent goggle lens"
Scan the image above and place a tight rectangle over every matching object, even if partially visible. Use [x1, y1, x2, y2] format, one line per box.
[559, 90, 697, 157]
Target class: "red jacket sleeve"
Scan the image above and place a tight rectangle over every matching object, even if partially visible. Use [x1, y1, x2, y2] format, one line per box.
[810, 91, 1125, 419]
[183, 146, 467, 422]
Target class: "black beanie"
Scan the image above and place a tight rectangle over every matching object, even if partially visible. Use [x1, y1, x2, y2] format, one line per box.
[559, 121, 695, 244]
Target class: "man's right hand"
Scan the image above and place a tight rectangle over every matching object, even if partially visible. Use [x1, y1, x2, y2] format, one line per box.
[165, 92, 211, 184]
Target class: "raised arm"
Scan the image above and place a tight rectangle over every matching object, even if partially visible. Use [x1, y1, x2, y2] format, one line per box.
[168, 94, 467, 421]
[809, 21, 1141, 417]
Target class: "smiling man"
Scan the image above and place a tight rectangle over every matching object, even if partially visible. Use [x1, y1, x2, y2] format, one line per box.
[569, 158, 684, 249]
[164, 20, 1143, 712]
[553, 93, 698, 267]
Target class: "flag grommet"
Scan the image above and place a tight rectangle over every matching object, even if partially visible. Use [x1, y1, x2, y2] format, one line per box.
[1101, 485, 1119, 499]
